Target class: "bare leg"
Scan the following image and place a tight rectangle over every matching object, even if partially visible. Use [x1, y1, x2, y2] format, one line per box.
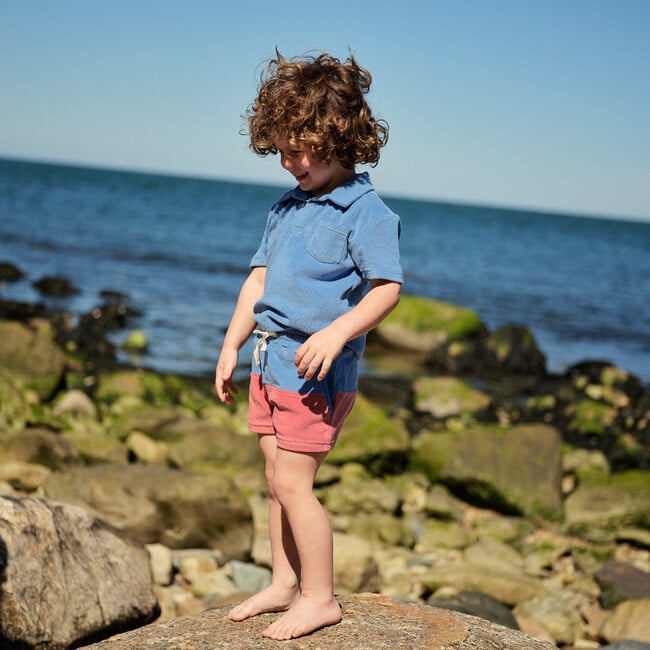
[261, 448, 341, 640]
[228, 435, 300, 621]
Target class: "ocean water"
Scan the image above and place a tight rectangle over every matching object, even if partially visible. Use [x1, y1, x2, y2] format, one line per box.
[1, 159, 649, 385]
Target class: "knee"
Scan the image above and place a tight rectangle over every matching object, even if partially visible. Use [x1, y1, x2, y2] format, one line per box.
[271, 473, 301, 506]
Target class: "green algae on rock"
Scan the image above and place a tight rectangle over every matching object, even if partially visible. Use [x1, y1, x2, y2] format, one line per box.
[411, 423, 563, 519]
[374, 295, 484, 353]
[412, 375, 491, 419]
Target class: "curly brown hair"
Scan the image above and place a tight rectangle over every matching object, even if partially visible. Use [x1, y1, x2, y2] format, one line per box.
[245, 51, 389, 169]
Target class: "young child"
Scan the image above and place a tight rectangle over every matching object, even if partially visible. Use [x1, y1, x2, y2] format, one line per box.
[215, 51, 402, 641]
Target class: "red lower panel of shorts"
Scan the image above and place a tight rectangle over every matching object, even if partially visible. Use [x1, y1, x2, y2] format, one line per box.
[248, 374, 356, 452]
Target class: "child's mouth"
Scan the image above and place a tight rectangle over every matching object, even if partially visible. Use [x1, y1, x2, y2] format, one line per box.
[296, 172, 308, 182]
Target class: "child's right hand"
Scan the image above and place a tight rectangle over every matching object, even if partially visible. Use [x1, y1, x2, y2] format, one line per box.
[215, 348, 239, 404]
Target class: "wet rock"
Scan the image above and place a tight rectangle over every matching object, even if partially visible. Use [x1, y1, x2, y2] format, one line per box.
[0, 261, 25, 281]
[566, 361, 645, 402]
[32, 274, 79, 296]
[0, 297, 48, 321]
[428, 323, 547, 377]
[481, 324, 547, 375]
[0, 496, 159, 649]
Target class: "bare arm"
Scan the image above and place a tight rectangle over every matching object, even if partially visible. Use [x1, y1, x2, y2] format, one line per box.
[214, 266, 266, 403]
[295, 279, 401, 381]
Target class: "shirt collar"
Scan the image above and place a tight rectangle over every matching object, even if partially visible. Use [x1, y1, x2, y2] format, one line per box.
[278, 172, 374, 209]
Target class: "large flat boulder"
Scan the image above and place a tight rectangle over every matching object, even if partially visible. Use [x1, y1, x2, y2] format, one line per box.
[83, 592, 557, 649]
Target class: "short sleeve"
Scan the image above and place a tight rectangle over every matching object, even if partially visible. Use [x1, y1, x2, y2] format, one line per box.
[348, 206, 403, 284]
[249, 233, 267, 268]
[249, 212, 273, 268]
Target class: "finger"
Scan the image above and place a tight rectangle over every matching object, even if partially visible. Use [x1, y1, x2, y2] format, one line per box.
[217, 378, 237, 403]
[296, 350, 314, 376]
[303, 356, 324, 380]
[294, 344, 308, 368]
[316, 360, 331, 381]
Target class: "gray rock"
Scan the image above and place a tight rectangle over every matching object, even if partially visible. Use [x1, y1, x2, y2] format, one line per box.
[595, 559, 650, 608]
[229, 559, 272, 593]
[0, 496, 159, 649]
[81, 593, 558, 649]
[427, 590, 519, 630]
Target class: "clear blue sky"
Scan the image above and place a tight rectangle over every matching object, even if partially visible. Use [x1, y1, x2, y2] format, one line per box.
[2, 1, 649, 221]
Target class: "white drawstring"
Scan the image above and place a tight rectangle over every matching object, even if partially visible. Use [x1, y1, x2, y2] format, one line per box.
[253, 329, 278, 366]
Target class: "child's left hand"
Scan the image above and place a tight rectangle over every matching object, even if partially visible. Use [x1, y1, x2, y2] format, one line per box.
[295, 326, 346, 381]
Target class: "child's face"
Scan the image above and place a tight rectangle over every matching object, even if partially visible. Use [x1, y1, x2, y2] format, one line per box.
[275, 137, 354, 196]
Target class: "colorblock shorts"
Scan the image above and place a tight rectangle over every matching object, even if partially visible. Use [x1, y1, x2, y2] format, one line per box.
[248, 330, 358, 453]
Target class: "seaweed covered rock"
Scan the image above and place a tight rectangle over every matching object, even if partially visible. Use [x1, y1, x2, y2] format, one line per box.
[412, 375, 491, 419]
[564, 470, 650, 539]
[327, 393, 410, 472]
[412, 423, 563, 519]
[0, 319, 66, 400]
[373, 294, 485, 354]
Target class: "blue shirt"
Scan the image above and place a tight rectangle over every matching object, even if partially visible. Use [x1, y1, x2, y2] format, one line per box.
[250, 172, 403, 357]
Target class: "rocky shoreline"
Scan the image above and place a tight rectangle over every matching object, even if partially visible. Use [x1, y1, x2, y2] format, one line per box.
[1, 261, 649, 649]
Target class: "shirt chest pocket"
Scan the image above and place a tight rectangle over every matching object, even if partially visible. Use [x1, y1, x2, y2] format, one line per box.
[306, 224, 350, 264]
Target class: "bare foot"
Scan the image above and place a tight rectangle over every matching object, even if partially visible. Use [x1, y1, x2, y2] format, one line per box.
[261, 595, 341, 640]
[228, 585, 300, 622]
